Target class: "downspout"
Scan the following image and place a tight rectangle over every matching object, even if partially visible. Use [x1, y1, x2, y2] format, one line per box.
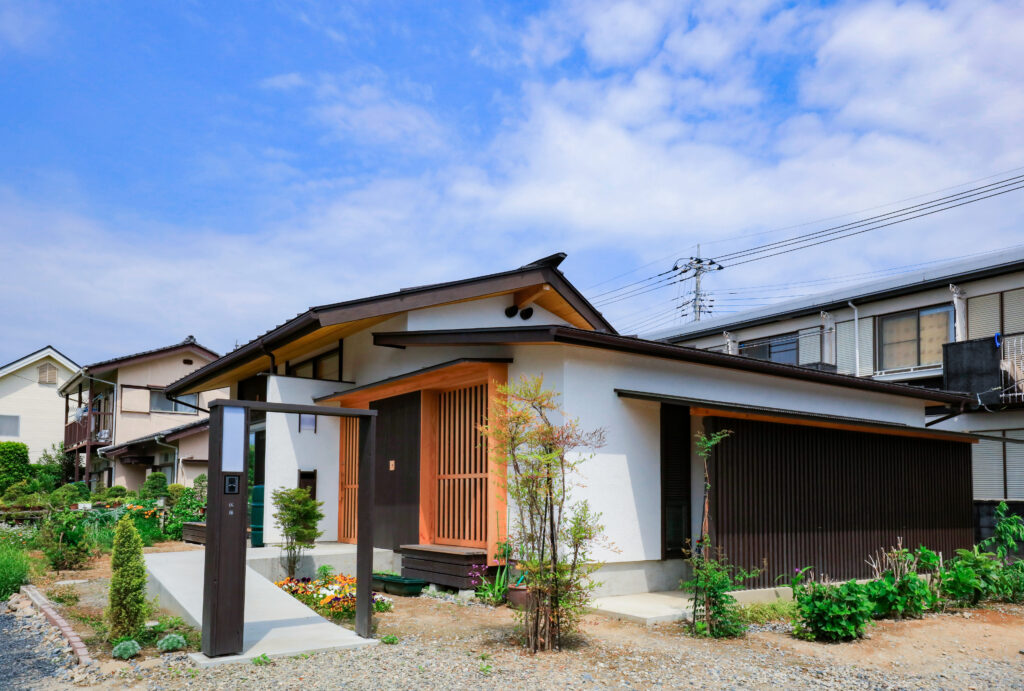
[847, 301, 860, 377]
[154, 435, 179, 486]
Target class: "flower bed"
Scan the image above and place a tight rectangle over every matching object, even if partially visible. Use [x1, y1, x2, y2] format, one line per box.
[275, 574, 393, 620]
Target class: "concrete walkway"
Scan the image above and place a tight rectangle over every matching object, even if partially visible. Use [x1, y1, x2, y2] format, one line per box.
[145, 550, 376, 667]
[591, 590, 693, 626]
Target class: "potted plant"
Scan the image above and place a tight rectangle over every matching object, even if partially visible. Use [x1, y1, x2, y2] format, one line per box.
[372, 571, 427, 596]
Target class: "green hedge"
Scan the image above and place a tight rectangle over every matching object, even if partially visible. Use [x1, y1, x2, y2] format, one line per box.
[0, 442, 30, 495]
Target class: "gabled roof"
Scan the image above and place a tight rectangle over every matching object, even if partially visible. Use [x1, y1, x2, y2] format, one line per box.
[100, 417, 209, 456]
[372, 325, 971, 405]
[0, 346, 78, 379]
[59, 336, 220, 395]
[166, 253, 614, 396]
[653, 243, 1024, 342]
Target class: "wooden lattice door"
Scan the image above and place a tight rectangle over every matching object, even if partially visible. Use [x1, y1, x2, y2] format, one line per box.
[436, 384, 488, 547]
[337, 417, 359, 543]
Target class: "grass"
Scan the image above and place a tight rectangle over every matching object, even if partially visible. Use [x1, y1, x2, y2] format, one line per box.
[46, 584, 80, 605]
[0, 543, 30, 600]
[380, 634, 399, 645]
[737, 599, 798, 625]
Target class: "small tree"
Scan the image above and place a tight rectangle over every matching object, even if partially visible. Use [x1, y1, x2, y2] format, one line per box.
[141, 472, 169, 501]
[108, 515, 147, 640]
[482, 376, 607, 652]
[272, 487, 324, 578]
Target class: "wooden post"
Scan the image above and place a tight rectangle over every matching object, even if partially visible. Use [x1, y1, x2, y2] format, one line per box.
[485, 364, 509, 565]
[202, 405, 249, 657]
[418, 391, 438, 545]
[355, 415, 376, 638]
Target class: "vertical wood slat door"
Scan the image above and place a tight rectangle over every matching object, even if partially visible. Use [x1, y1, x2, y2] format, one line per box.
[436, 384, 488, 547]
[337, 417, 359, 543]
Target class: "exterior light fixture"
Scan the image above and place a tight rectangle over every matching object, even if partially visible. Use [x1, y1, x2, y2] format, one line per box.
[505, 305, 519, 318]
[520, 307, 534, 320]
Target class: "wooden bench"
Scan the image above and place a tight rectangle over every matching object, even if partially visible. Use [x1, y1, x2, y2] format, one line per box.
[399, 544, 487, 590]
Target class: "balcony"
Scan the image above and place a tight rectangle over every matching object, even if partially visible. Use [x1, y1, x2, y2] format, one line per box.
[943, 334, 1024, 405]
[64, 410, 114, 449]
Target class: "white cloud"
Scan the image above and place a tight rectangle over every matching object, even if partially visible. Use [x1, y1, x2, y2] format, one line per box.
[259, 72, 308, 90]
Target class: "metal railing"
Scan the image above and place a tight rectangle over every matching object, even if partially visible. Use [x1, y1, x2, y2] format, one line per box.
[1002, 334, 1024, 403]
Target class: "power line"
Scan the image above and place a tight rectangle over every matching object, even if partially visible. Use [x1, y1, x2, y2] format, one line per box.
[583, 164, 1024, 293]
[714, 173, 1024, 264]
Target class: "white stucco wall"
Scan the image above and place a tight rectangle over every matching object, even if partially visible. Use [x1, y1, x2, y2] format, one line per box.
[406, 294, 570, 332]
[0, 355, 75, 461]
[503, 344, 931, 565]
[264, 375, 344, 543]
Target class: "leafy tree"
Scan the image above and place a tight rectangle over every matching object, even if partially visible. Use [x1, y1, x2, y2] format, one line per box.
[0, 442, 31, 495]
[108, 516, 147, 639]
[34, 443, 69, 491]
[272, 487, 324, 578]
[481, 375, 607, 652]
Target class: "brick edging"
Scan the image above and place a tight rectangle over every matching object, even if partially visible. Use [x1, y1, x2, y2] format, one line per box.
[19, 585, 93, 667]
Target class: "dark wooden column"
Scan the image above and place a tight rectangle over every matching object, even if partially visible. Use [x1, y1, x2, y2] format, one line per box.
[202, 405, 249, 657]
[355, 415, 376, 638]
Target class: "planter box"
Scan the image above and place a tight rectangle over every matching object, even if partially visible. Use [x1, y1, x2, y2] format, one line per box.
[182, 522, 206, 545]
[373, 574, 427, 597]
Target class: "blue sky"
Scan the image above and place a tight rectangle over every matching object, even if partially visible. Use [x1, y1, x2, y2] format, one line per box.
[3, 0, 1024, 364]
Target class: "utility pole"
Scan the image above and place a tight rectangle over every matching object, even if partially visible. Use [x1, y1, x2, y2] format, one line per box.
[675, 246, 722, 322]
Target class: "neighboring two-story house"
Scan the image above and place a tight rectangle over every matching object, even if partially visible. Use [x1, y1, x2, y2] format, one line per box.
[658, 246, 1024, 534]
[57, 336, 226, 491]
[0, 346, 79, 462]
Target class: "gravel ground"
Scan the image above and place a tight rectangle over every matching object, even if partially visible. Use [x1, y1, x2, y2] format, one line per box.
[0, 599, 87, 691]
[92, 599, 1024, 690]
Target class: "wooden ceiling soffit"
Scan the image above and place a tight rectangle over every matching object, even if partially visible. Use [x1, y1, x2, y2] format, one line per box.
[324, 359, 510, 408]
[691, 407, 976, 444]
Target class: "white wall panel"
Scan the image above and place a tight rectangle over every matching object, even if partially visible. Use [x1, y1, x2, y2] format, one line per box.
[972, 436, 1004, 500]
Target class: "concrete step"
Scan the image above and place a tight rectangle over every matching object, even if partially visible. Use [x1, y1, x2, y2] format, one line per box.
[144, 549, 377, 666]
[590, 590, 694, 626]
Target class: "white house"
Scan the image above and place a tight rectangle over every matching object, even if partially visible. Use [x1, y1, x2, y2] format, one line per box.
[166, 254, 978, 596]
[0, 346, 79, 462]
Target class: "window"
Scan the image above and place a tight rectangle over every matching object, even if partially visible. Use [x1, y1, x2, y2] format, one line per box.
[739, 332, 799, 365]
[288, 346, 342, 381]
[878, 305, 953, 371]
[37, 362, 57, 385]
[0, 415, 19, 437]
[149, 391, 199, 414]
[298, 414, 316, 433]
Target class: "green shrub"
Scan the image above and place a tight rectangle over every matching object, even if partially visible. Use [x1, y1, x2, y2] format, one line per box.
[167, 483, 185, 507]
[979, 501, 1024, 560]
[272, 487, 324, 579]
[107, 486, 128, 499]
[49, 484, 81, 508]
[737, 599, 798, 625]
[380, 634, 399, 645]
[791, 569, 873, 642]
[33, 443, 67, 492]
[0, 543, 30, 600]
[141, 473, 169, 501]
[111, 639, 141, 659]
[0, 442, 30, 496]
[164, 487, 204, 541]
[39, 511, 94, 571]
[942, 546, 1001, 606]
[69, 481, 90, 501]
[1000, 561, 1024, 603]
[157, 632, 187, 652]
[107, 516, 147, 640]
[681, 546, 757, 638]
[2, 479, 37, 504]
[193, 475, 208, 503]
[865, 572, 934, 619]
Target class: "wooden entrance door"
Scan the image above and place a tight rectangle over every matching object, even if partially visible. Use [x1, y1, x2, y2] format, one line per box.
[435, 384, 489, 548]
[370, 392, 421, 550]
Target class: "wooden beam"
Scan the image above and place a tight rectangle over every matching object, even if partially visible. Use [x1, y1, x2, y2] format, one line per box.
[514, 284, 550, 309]
[689, 407, 978, 443]
[419, 391, 439, 545]
[485, 363, 509, 565]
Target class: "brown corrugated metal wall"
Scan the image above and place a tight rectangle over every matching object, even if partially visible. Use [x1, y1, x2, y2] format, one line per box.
[704, 416, 973, 588]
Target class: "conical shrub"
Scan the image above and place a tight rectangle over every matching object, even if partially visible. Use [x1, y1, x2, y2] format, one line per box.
[108, 515, 147, 640]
